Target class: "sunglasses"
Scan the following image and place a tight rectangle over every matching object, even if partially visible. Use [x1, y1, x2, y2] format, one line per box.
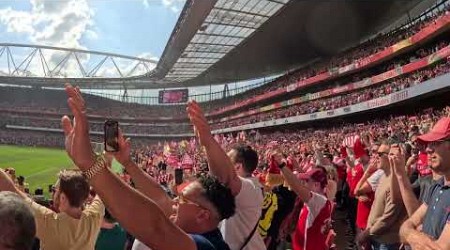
[176, 193, 208, 210]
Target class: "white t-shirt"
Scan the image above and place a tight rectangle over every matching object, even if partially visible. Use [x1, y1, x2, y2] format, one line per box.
[132, 239, 150, 250]
[220, 177, 266, 250]
[367, 169, 385, 191]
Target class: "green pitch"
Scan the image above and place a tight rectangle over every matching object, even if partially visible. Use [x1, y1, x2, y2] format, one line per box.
[0, 145, 123, 197]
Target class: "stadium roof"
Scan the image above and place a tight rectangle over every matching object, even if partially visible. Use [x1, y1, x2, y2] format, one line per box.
[153, 0, 290, 82]
[0, 0, 437, 89]
[152, 0, 431, 87]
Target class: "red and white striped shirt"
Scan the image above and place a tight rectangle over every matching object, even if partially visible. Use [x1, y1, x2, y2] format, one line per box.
[292, 192, 332, 250]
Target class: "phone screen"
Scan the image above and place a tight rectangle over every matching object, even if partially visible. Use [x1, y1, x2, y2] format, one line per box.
[104, 120, 119, 152]
[175, 168, 183, 185]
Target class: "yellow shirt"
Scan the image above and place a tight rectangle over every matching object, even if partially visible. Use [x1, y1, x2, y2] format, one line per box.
[25, 196, 105, 250]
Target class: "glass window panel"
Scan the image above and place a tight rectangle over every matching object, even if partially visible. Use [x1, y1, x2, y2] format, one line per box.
[231, 0, 246, 11]
[266, 3, 283, 16]
[226, 26, 241, 36]
[242, 0, 260, 12]
[252, 0, 268, 13]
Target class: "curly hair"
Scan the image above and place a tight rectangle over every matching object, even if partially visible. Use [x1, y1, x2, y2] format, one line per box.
[197, 175, 235, 220]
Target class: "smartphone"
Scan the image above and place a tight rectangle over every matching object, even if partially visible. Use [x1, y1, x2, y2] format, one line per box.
[104, 120, 119, 152]
[175, 168, 184, 185]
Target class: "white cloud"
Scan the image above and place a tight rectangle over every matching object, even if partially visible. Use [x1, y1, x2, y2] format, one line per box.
[0, 0, 95, 76]
[137, 52, 159, 61]
[0, 0, 94, 48]
[0, 0, 159, 78]
[142, 0, 150, 9]
[162, 0, 184, 13]
[94, 52, 157, 77]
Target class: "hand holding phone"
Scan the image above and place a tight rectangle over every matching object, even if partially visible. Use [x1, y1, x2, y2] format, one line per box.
[175, 168, 184, 185]
[104, 120, 119, 152]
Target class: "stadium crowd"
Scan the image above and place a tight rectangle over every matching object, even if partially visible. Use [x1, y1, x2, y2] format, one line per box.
[0, 3, 449, 123]
[0, 3, 450, 250]
[212, 57, 450, 129]
[0, 85, 449, 250]
[2, 37, 449, 138]
[207, 3, 450, 114]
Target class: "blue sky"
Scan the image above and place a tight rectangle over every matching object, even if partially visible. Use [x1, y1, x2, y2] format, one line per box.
[0, 0, 185, 60]
[0, 0, 272, 101]
[0, 0, 189, 80]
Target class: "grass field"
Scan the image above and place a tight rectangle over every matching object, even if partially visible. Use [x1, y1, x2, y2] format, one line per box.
[0, 145, 123, 197]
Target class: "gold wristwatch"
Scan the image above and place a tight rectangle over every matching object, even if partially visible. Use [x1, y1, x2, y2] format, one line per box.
[83, 153, 107, 180]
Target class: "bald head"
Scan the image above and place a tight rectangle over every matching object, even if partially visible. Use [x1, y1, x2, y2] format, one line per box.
[0, 191, 36, 250]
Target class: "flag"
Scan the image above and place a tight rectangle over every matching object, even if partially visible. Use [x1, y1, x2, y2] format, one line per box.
[342, 135, 360, 148]
[181, 153, 194, 169]
[163, 143, 171, 157]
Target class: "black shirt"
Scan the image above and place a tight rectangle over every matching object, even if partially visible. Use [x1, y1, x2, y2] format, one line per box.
[191, 228, 230, 250]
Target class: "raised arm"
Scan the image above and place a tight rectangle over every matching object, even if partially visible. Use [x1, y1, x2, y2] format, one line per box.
[187, 101, 242, 196]
[88, 166, 195, 250]
[0, 168, 57, 240]
[278, 162, 311, 202]
[61, 84, 196, 250]
[110, 133, 173, 216]
[354, 159, 378, 197]
[390, 147, 420, 216]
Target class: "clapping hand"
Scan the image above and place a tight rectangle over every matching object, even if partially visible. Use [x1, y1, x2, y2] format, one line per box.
[61, 84, 94, 171]
[0, 168, 17, 192]
[187, 101, 213, 147]
[389, 145, 406, 177]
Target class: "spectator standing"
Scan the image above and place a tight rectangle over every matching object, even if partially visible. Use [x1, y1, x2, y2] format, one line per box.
[400, 117, 450, 249]
[357, 142, 407, 250]
[0, 168, 105, 250]
[187, 101, 266, 250]
[0, 191, 36, 250]
[95, 209, 128, 250]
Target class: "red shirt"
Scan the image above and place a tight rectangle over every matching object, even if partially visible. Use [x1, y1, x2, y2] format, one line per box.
[336, 165, 346, 181]
[416, 152, 432, 177]
[346, 163, 364, 198]
[292, 192, 332, 250]
[356, 191, 374, 229]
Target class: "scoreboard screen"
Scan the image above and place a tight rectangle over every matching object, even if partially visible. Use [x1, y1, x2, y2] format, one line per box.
[158, 89, 189, 104]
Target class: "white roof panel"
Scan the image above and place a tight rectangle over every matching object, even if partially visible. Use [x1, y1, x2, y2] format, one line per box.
[166, 0, 290, 80]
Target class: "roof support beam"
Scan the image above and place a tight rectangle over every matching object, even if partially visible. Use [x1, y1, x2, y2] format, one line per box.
[189, 42, 235, 47]
[213, 7, 270, 18]
[196, 32, 246, 39]
[203, 20, 257, 30]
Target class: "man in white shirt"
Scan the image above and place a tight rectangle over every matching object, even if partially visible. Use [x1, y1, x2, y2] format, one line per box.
[188, 102, 266, 250]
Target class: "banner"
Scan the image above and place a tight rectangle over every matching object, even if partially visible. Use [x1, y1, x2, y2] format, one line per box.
[212, 72, 450, 133]
[206, 12, 450, 118]
[286, 83, 297, 92]
[392, 38, 413, 52]
[216, 46, 450, 123]
[371, 67, 402, 83]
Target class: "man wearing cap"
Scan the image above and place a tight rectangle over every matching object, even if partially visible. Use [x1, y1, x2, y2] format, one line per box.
[278, 161, 332, 250]
[400, 117, 450, 250]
